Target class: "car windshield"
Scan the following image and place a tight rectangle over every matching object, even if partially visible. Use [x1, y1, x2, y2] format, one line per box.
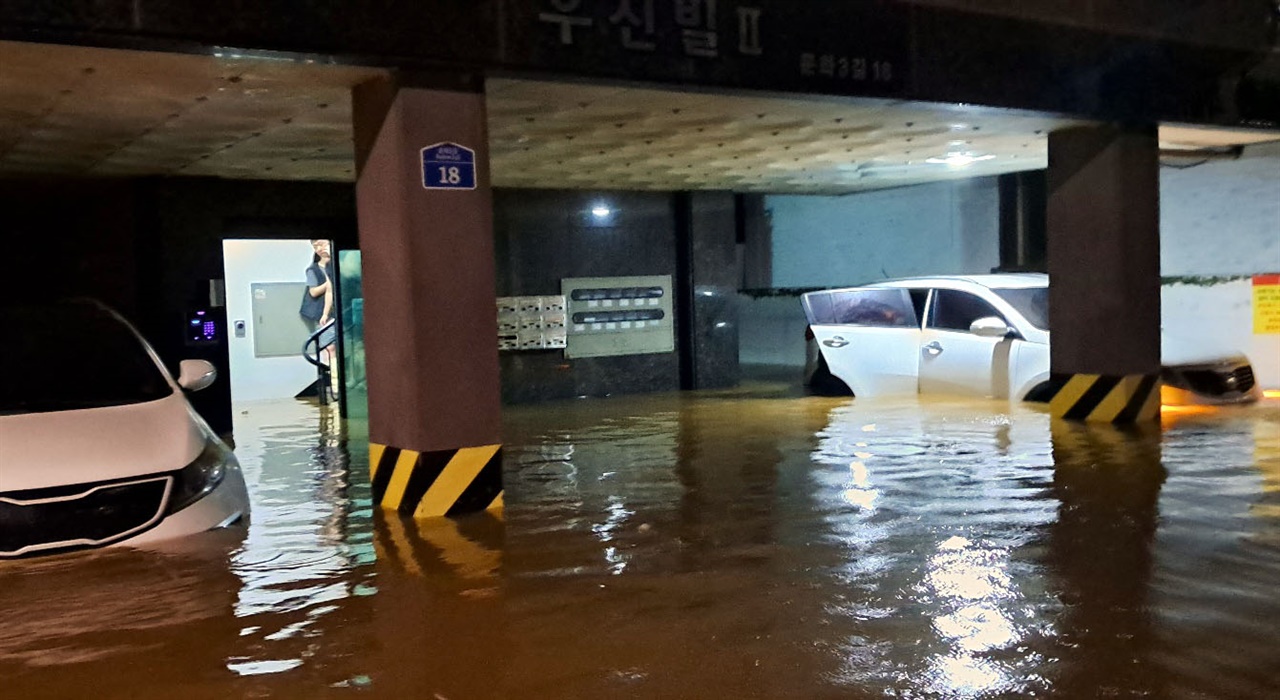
[993, 287, 1049, 330]
[0, 303, 173, 415]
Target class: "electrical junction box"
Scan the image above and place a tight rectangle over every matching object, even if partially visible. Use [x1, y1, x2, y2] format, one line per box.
[561, 275, 673, 359]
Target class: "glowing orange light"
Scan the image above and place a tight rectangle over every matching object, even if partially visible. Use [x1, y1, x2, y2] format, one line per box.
[1160, 385, 1194, 407]
[1160, 403, 1218, 429]
[1264, 390, 1280, 399]
[1160, 404, 1217, 416]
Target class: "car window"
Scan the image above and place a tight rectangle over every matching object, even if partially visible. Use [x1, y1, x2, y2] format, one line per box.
[828, 289, 916, 327]
[802, 291, 836, 325]
[0, 303, 173, 415]
[993, 287, 1048, 330]
[928, 289, 1007, 333]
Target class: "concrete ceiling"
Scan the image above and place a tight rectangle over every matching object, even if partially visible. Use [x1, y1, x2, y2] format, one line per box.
[1, 40, 1276, 194]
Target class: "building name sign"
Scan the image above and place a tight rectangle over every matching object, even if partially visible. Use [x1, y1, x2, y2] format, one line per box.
[517, 0, 907, 96]
[539, 0, 763, 59]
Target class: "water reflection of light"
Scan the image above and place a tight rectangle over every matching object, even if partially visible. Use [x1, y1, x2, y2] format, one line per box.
[934, 604, 1017, 651]
[1160, 402, 1219, 416]
[926, 654, 1006, 696]
[841, 460, 879, 509]
[922, 536, 1020, 696]
[226, 658, 304, 676]
[1160, 403, 1220, 429]
[926, 537, 1013, 601]
[225, 402, 366, 679]
[593, 497, 634, 574]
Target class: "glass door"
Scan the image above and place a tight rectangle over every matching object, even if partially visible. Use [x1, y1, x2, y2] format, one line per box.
[336, 249, 367, 419]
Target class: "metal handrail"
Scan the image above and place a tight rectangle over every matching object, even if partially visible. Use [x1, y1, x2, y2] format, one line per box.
[301, 319, 337, 367]
[301, 319, 337, 404]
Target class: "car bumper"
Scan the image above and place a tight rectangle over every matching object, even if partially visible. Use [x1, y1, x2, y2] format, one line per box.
[1160, 383, 1262, 407]
[1161, 360, 1262, 406]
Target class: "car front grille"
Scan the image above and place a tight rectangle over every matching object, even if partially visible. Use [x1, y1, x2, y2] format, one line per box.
[0, 476, 172, 557]
[1233, 365, 1256, 393]
[1178, 366, 1256, 396]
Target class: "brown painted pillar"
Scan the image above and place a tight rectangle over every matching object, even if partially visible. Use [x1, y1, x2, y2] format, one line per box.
[1045, 123, 1161, 423]
[352, 74, 503, 517]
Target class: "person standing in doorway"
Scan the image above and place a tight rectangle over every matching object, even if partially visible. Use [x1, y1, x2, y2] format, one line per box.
[300, 239, 337, 394]
[300, 239, 334, 331]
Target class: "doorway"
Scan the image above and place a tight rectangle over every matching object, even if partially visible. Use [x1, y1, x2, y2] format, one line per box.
[222, 239, 342, 408]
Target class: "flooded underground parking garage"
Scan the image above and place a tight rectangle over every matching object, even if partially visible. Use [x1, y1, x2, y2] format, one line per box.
[2, 385, 1279, 700]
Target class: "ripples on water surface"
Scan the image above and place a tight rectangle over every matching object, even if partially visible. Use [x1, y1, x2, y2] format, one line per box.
[1, 384, 1278, 699]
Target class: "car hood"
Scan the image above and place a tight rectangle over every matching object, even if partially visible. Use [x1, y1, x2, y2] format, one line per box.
[0, 393, 203, 492]
[1160, 332, 1248, 367]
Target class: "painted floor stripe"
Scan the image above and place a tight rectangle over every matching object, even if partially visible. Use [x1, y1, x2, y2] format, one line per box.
[487, 491, 504, 512]
[416, 444, 501, 518]
[382, 449, 420, 510]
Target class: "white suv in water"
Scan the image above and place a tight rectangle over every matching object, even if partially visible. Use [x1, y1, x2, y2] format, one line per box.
[802, 273, 1261, 405]
[0, 301, 249, 558]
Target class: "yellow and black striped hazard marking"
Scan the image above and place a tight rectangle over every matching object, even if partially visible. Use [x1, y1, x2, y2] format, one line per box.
[374, 509, 503, 581]
[1043, 372, 1161, 423]
[370, 442, 503, 518]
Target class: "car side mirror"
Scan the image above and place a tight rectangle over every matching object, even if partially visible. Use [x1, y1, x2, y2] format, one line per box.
[177, 359, 217, 392]
[970, 316, 1013, 338]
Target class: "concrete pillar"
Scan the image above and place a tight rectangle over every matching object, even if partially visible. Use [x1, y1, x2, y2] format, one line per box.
[1045, 123, 1162, 423]
[675, 191, 740, 390]
[352, 74, 503, 517]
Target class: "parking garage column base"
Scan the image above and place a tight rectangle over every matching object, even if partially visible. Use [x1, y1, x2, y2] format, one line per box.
[1044, 372, 1161, 423]
[370, 442, 503, 518]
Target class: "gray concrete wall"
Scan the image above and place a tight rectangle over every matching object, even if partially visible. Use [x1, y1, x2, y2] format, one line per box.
[1161, 141, 1280, 277]
[747, 177, 1001, 370]
[767, 177, 1000, 289]
[738, 295, 809, 369]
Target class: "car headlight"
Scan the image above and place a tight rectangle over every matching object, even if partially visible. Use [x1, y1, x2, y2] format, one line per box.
[167, 438, 229, 513]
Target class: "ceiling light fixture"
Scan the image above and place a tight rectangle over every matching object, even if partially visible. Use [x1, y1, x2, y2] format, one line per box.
[925, 152, 996, 168]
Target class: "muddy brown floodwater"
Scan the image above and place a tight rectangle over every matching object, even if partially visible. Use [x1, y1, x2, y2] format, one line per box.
[2, 380, 1279, 699]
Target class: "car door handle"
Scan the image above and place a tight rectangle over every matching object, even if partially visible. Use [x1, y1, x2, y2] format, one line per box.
[822, 336, 849, 348]
[922, 341, 943, 356]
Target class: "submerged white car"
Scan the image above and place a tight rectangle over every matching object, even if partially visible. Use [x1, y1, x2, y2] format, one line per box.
[802, 273, 1261, 404]
[0, 301, 249, 558]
